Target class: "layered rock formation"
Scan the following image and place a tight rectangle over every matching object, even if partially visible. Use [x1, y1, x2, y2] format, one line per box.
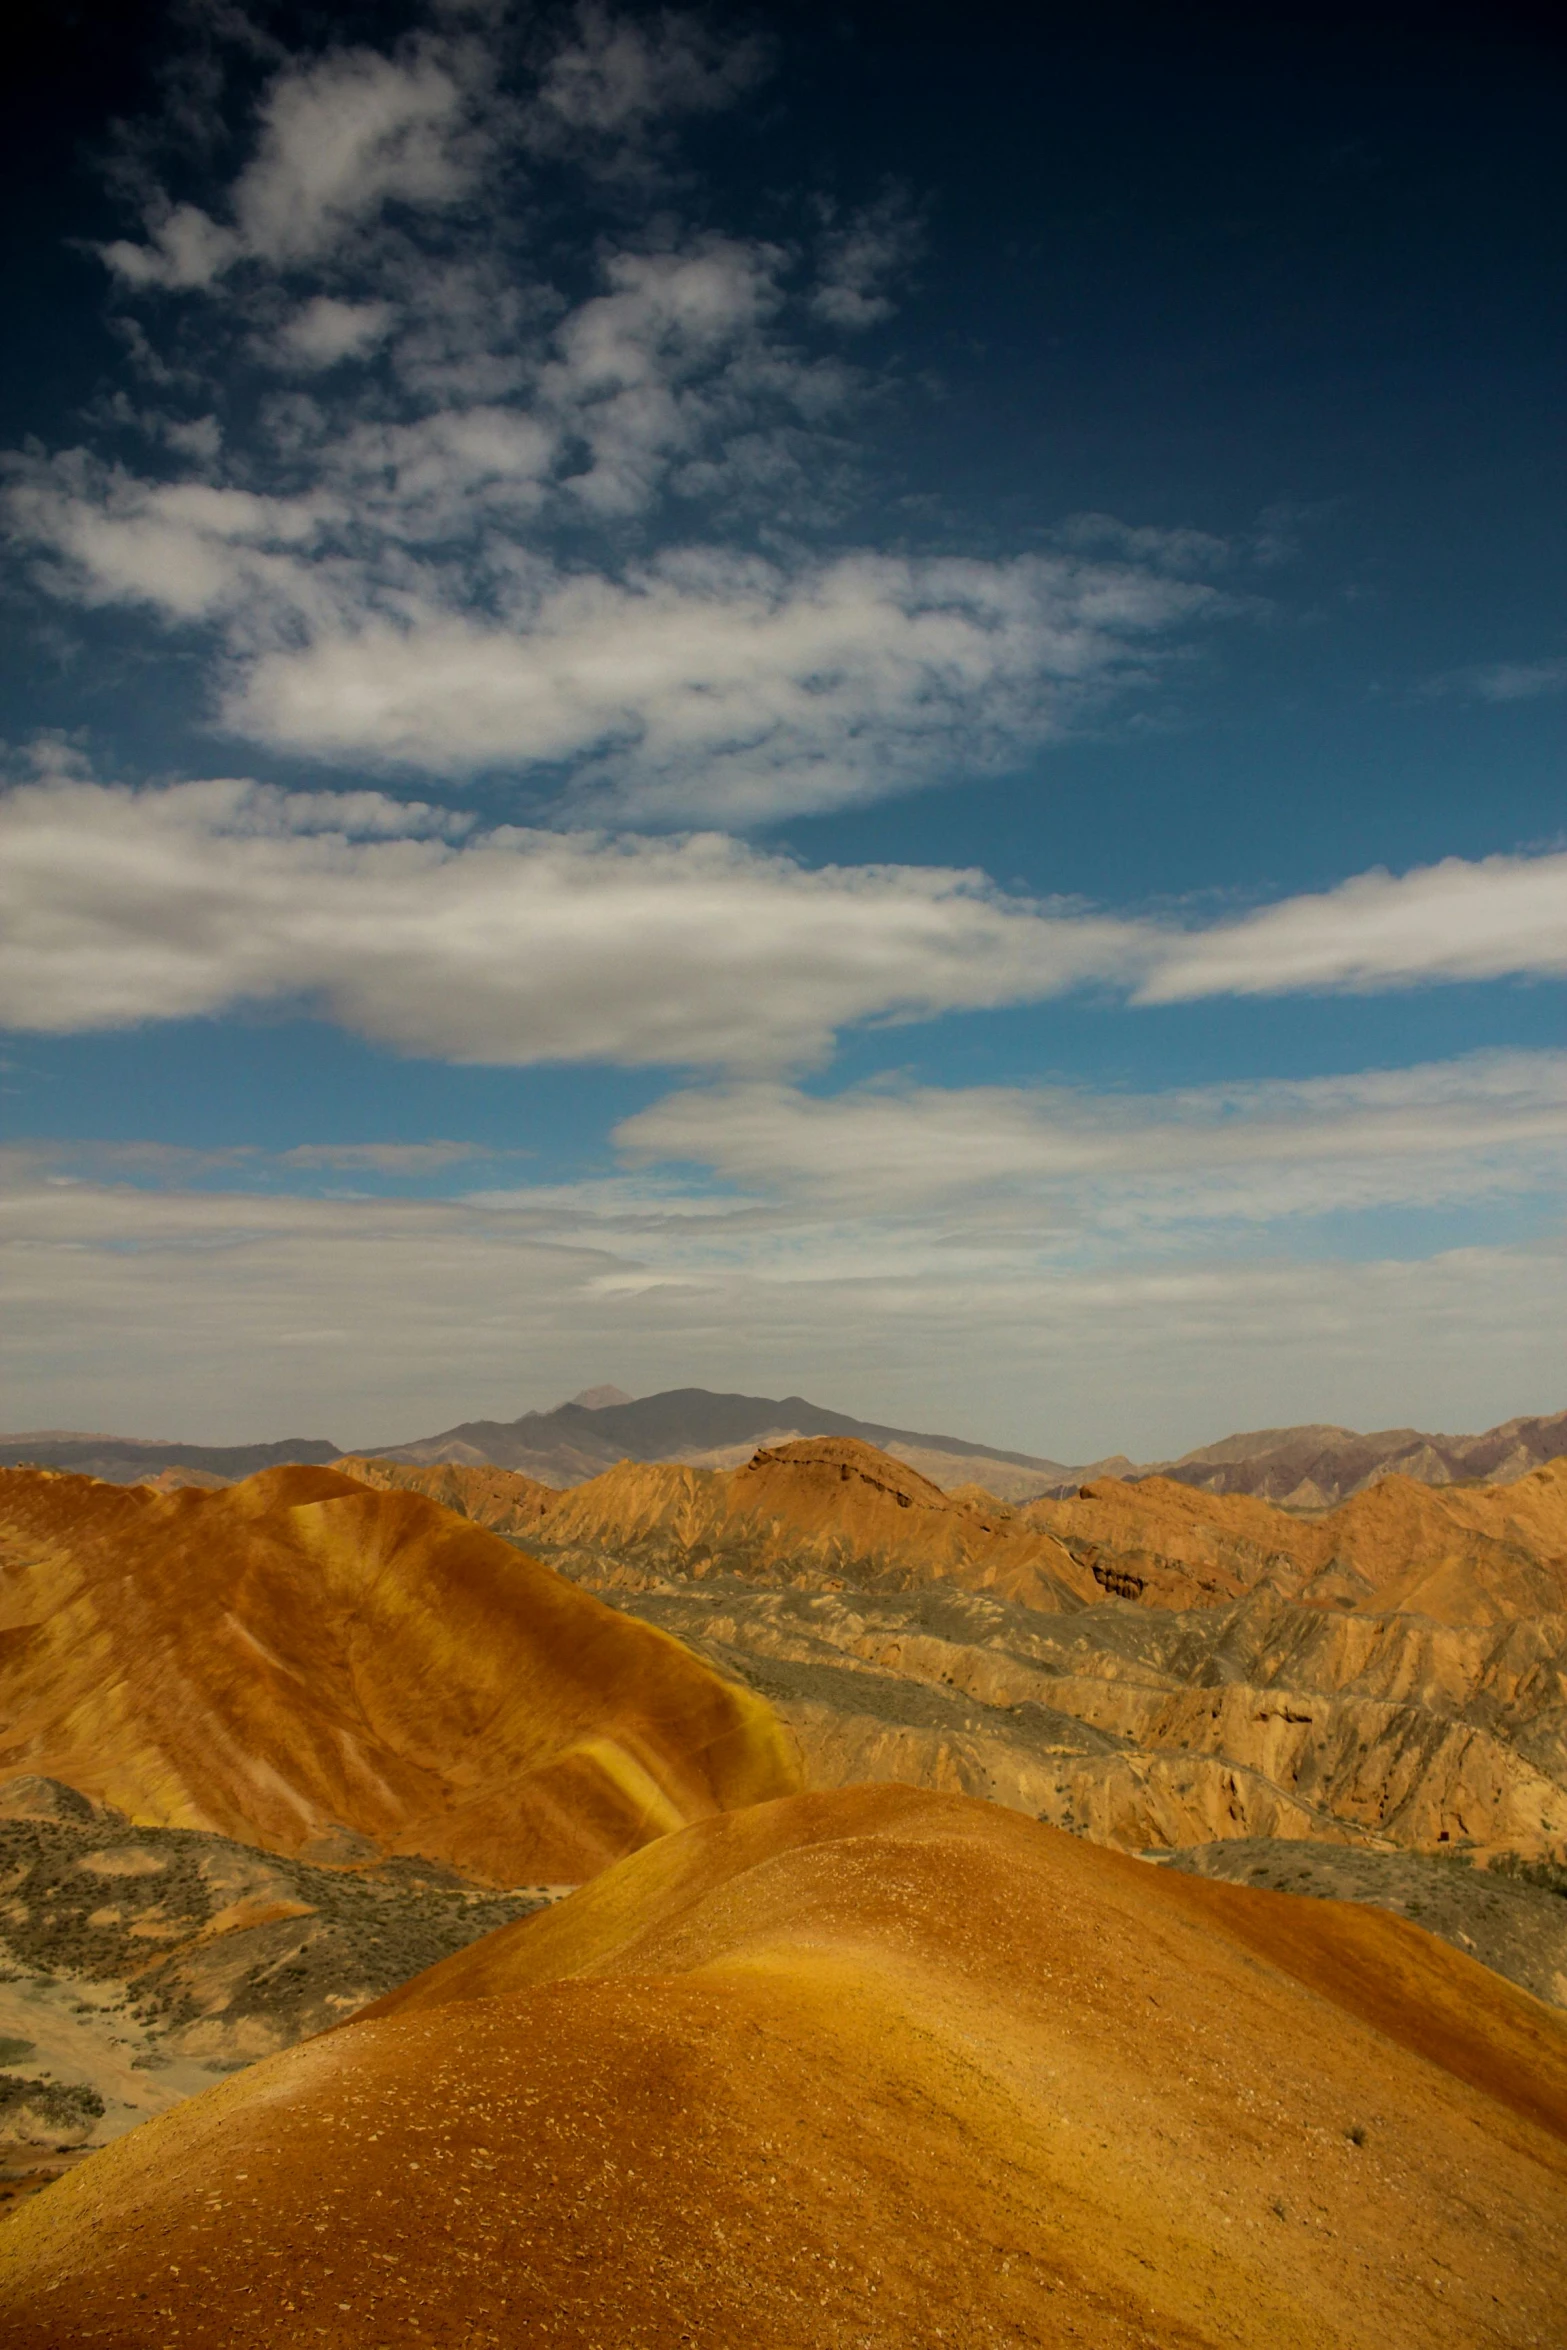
[339, 1440, 1567, 1621]
[4, 1787, 1564, 2350]
[1024, 1458, 1567, 1620]
[0, 1466, 800, 1885]
[335, 1441, 1567, 1869]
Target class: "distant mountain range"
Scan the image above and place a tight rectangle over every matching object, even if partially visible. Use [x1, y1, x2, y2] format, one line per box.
[2, 1389, 1564, 1508]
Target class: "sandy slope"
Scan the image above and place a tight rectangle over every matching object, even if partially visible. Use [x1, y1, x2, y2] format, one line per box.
[1, 1785, 1563, 2349]
[0, 1466, 799, 1882]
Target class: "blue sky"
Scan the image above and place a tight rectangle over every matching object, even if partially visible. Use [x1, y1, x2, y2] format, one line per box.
[1, 0, 1563, 1454]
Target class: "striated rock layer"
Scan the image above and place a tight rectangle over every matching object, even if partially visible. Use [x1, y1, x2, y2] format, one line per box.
[0, 1466, 800, 1885]
[1023, 1457, 1567, 1620]
[339, 1440, 1567, 1866]
[2, 1786, 1564, 2350]
[344, 1439, 1101, 1609]
[339, 1439, 1567, 1621]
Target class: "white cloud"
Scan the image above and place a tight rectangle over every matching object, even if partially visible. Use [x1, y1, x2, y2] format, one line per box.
[273, 1141, 482, 1173]
[1472, 656, 1567, 704]
[3, 449, 334, 622]
[275, 297, 397, 370]
[528, 3, 771, 148]
[1140, 849, 1567, 1001]
[101, 201, 242, 292]
[0, 773, 1145, 1070]
[1424, 655, 1567, 705]
[615, 1056, 1567, 1237]
[7, 429, 1224, 813]
[4, 776, 1565, 1071]
[233, 45, 478, 263]
[102, 42, 482, 289]
[1, 8, 1258, 825]
[2, 1145, 1562, 1459]
[224, 549, 1221, 817]
[810, 190, 924, 331]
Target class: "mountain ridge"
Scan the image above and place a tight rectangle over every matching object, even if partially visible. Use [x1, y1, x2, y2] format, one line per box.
[2, 1390, 1564, 1506]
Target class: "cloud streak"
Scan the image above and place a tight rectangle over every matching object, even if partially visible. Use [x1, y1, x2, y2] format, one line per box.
[0, 773, 1144, 1069]
[616, 1055, 1567, 1238]
[3, 777, 1564, 1069]
[1140, 849, 1567, 1001]
[3, 1138, 1562, 1457]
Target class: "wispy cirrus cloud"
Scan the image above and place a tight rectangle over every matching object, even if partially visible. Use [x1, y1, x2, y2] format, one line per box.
[615, 1054, 1567, 1240]
[1421, 654, 1567, 705]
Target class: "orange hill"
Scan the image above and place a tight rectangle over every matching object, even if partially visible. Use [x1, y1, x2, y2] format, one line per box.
[3, 1785, 1564, 2350]
[0, 1465, 799, 1883]
[340, 1441, 1567, 1623]
[344, 1437, 1099, 1610]
[1024, 1457, 1567, 1620]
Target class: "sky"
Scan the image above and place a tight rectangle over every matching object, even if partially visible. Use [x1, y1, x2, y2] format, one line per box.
[1, 0, 1563, 1457]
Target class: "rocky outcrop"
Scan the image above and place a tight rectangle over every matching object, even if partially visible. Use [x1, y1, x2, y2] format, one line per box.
[317, 1440, 1567, 1867]
[327, 1444, 1567, 1624]
[549, 1562, 1567, 1865]
[1022, 1460, 1567, 1621]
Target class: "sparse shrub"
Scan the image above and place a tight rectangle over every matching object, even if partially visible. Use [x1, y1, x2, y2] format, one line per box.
[1490, 1852, 1567, 1899]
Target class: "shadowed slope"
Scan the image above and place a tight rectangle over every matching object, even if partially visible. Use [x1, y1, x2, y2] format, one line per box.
[0, 1467, 800, 1882]
[2, 1786, 1563, 2350]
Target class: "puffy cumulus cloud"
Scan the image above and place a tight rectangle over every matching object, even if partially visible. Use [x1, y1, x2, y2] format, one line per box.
[3, 450, 336, 624]
[616, 1055, 1567, 1234]
[3, 4, 1255, 825]
[527, 1, 772, 150]
[0, 774, 1148, 1069]
[7, 429, 1224, 814]
[99, 7, 771, 296]
[2, 1145, 1563, 1459]
[226, 550, 1221, 817]
[275, 297, 398, 371]
[102, 39, 485, 289]
[1139, 849, 1567, 1001]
